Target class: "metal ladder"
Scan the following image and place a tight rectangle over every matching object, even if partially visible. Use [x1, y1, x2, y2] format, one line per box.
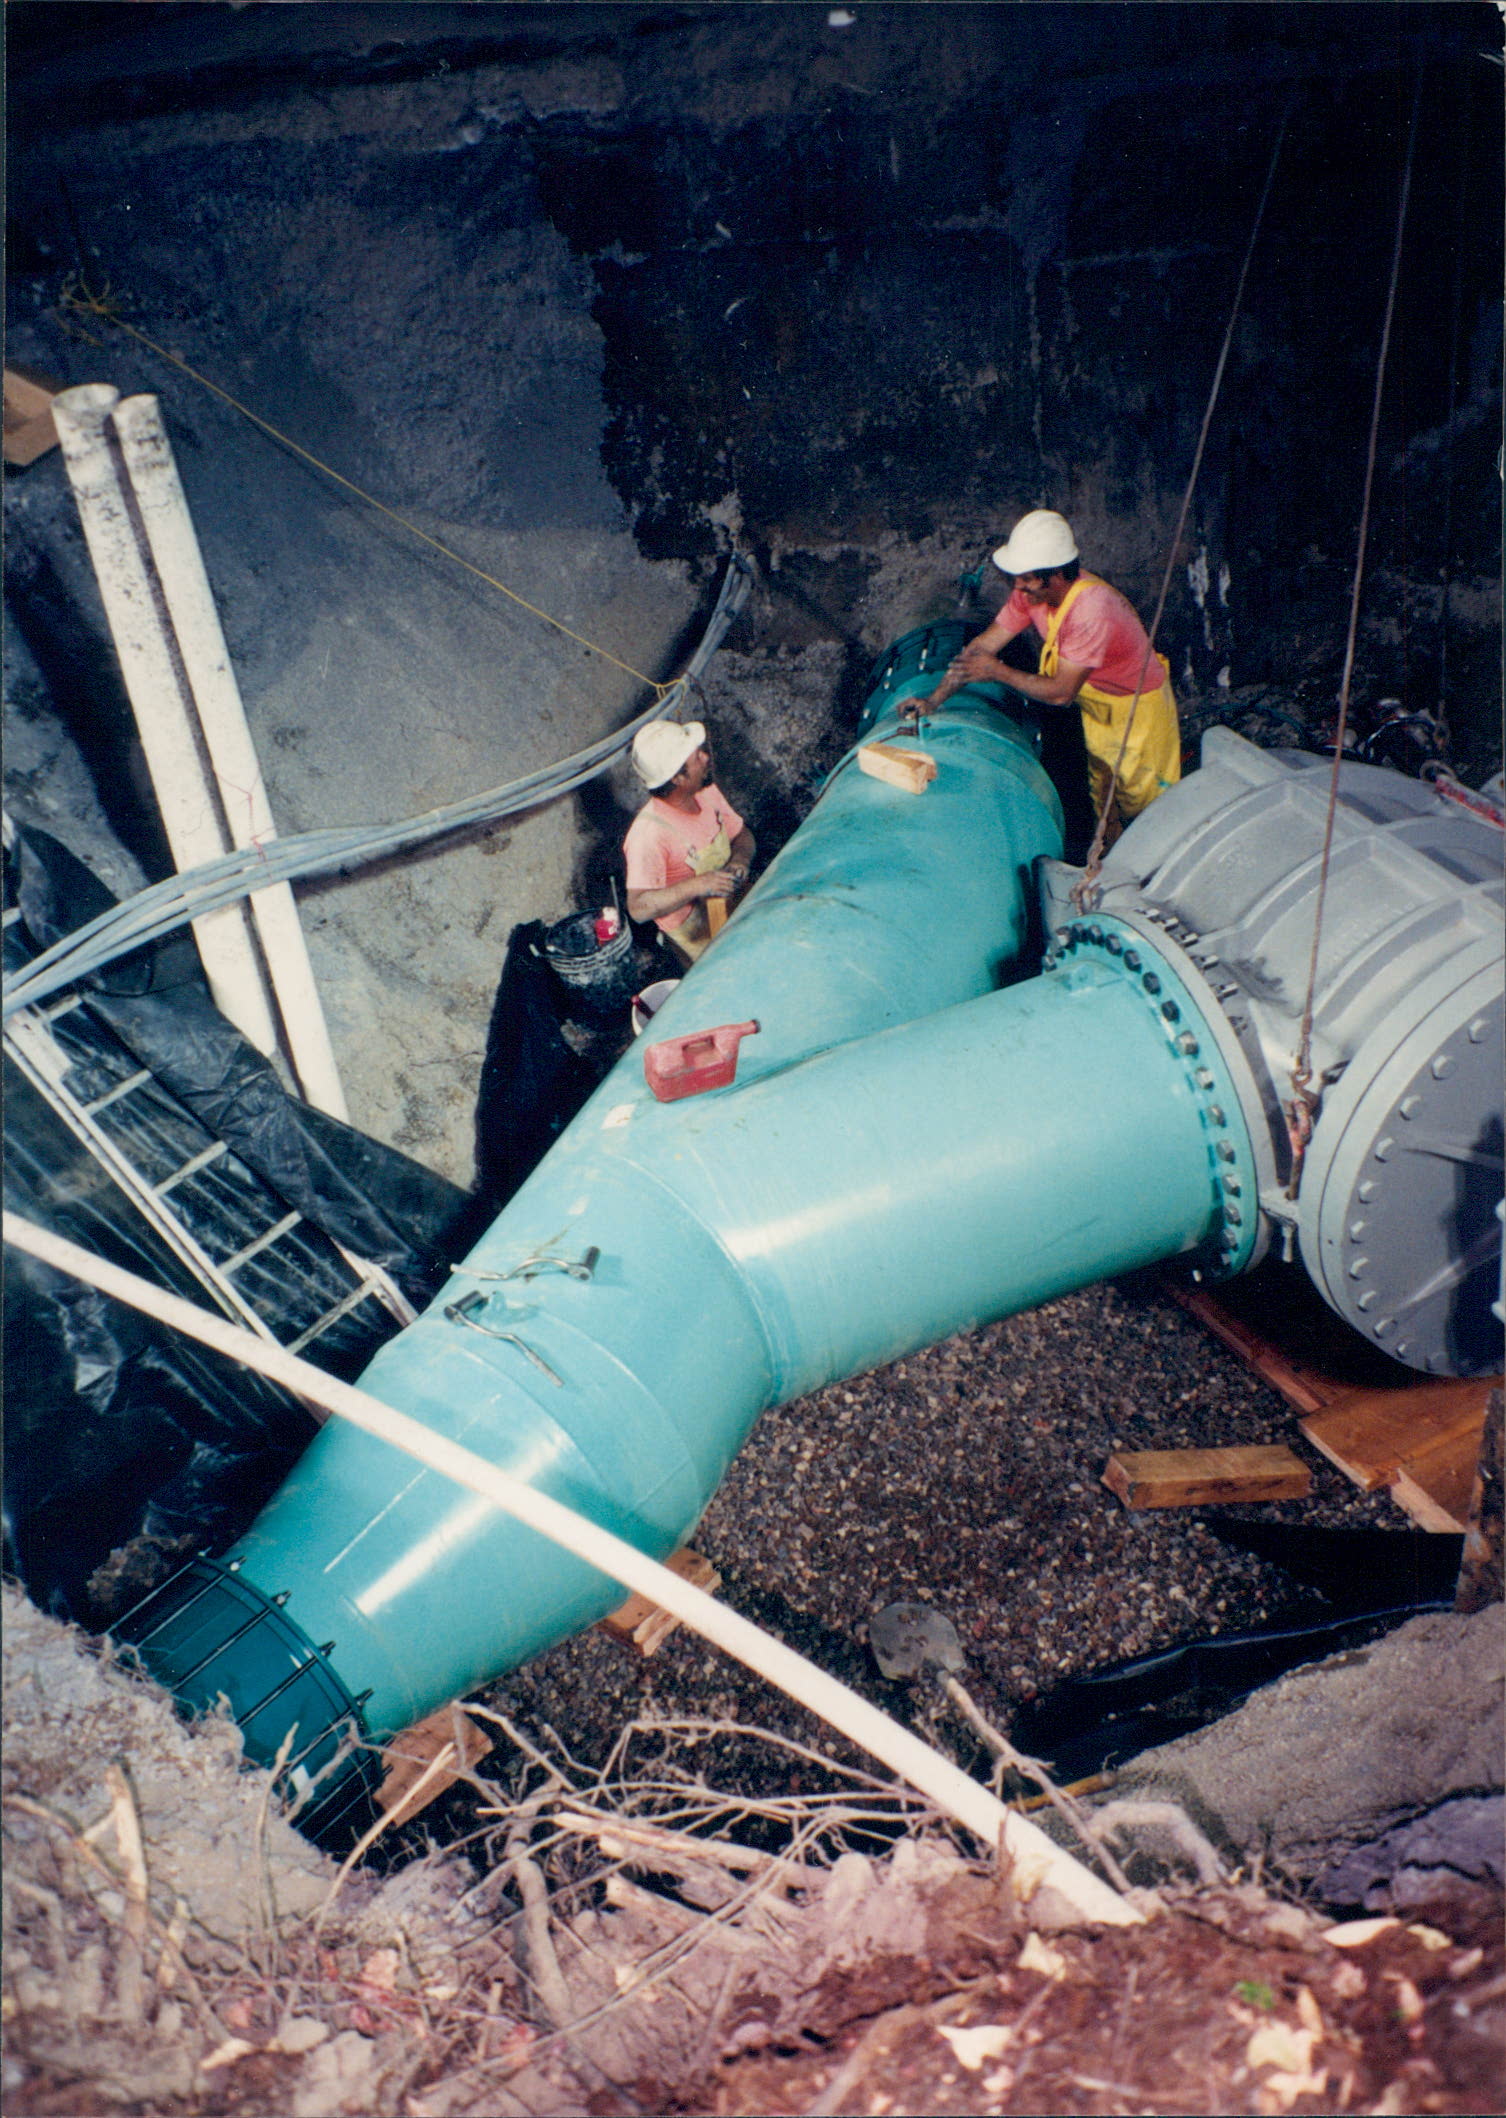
[3, 904, 415, 1382]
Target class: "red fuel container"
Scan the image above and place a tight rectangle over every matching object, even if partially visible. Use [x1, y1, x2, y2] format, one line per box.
[644, 1019, 760, 1102]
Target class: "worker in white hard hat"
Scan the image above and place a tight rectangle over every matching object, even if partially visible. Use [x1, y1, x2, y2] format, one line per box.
[622, 720, 756, 965]
[925, 510, 1181, 826]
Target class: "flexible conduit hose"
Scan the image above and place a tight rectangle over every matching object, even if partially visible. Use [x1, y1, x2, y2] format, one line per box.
[1, 556, 753, 1018]
[1, 1211, 1138, 1929]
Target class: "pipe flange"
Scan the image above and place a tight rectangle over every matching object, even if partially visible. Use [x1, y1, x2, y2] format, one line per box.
[1300, 965, 1504, 1376]
[1044, 914, 1263, 1278]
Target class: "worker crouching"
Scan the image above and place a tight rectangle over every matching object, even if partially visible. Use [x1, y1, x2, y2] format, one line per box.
[931, 510, 1182, 828]
[623, 720, 756, 966]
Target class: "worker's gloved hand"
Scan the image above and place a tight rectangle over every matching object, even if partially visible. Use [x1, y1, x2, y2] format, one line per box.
[698, 867, 741, 899]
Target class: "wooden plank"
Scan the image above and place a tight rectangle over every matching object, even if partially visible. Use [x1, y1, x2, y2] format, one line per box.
[1102, 1443, 1312, 1510]
[3, 365, 62, 466]
[597, 1545, 722, 1656]
[1299, 1378, 1494, 1493]
[1168, 1284, 1343, 1414]
[705, 896, 729, 938]
[1391, 1426, 1485, 1535]
[1456, 1386, 1504, 1613]
[376, 1704, 492, 1828]
[857, 741, 938, 795]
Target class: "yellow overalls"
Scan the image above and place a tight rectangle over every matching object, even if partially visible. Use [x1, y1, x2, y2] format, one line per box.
[1039, 575, 1181, 821]
[662, 819, 733, 964]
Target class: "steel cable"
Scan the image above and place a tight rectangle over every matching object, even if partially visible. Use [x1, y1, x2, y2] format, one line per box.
[1072, 98, 1293, 905]
[1285, 76, 1423, 1196]
[3, 556, 752, 1018]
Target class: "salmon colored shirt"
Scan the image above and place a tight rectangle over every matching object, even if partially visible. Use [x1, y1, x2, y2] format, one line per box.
[623, 784, 745, 933]
[997, 578, 1161, 697]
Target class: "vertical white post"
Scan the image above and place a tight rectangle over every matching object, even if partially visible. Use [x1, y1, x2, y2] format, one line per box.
[51, 384, 283, 1060]
[111, 394, 348, 1119]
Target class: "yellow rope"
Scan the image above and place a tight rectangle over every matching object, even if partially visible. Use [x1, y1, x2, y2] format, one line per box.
[58, 277, 673, 696]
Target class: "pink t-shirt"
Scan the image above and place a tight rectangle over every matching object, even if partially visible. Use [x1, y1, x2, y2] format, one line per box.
[623, 785, 745, 932]
[999, 577, 1160, 697]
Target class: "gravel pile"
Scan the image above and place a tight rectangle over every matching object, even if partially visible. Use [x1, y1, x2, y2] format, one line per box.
[482, 1268, 1406, 1802]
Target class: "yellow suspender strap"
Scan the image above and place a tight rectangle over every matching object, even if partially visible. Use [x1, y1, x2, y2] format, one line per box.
[1038, 575, 1099, 677]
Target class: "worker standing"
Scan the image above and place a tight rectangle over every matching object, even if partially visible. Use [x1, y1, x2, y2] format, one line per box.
[623, 720, 755, 966]
[928, 510, 1181, 828]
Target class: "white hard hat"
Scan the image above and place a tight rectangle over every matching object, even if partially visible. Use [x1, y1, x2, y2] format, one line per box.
[991, 510, 1078, 575]
[632, 718, 705, 789]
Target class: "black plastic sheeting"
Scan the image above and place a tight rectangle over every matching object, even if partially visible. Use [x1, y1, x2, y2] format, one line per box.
[11, 830, 464, 1300]
[473, 917, 652, 1211]
[4, 828, 470, 1627]
[1010, 1521, 1463, 1782]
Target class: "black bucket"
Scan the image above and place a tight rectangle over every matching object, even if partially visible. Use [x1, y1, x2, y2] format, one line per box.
[540, 911, 639, 1023]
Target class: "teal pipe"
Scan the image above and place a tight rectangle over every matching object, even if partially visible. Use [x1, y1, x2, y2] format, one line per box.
[116, 635, 1251, 1842]
[643, 701, 1063, 1086]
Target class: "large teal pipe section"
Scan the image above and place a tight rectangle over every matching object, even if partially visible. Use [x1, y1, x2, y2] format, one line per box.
[116, 636, 1247, 1842]
[642, 694, 1063, 1086]
[167, 931, 1246, 1775]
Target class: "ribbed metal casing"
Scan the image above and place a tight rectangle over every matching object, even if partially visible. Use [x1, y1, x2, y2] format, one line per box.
[1047, 729, 1503, 1375]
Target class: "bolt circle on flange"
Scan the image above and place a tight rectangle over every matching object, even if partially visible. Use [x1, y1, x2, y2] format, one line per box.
[1303, 969, 1504, 1377]
[1055, 916, 1262, 1279]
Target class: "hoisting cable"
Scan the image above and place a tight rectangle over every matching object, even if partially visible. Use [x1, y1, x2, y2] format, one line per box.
[2, 553, 753, 1019]
[1284, 76, 1423, 1201]
[1434, 85, 1474, 743]
[57, 277, 672, 695]
[1072, 99, 1292, 909]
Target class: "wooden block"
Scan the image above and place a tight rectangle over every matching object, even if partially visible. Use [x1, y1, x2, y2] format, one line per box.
[1456, 1386, 1503, 1613]
[1169, 1284, 1343, 1414]
[857, 741, 938, 795]
[706, 896, 729, 938]
[1391, 1426, 1484, 1535]
[4, 365, 62, 466]
[597, 1545, 722, 1656]
[1300, 1378, 1494, 1493]
[376, 1703, 493, 1828]
[1102, 1443, 1312, 1510]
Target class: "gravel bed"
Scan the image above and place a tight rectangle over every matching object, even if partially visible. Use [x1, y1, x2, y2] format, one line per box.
[481, 1269, 1405, 1803]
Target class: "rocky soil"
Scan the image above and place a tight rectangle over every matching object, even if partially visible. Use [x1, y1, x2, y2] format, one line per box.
[5, 1577, 1503, 2118]
[480, 1270, 1444, 1804]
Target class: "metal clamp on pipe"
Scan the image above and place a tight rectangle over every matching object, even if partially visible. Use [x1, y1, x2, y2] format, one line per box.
[459, 1247, 600, 1285]
[443, 1289, 564, 1385]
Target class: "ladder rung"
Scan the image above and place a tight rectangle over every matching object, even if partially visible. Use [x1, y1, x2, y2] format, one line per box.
[81, 1067, 153, 1116]
[284, 1279, 385, 1357]
[42, 993, 83, 1022]
[153, 1139, 229, 1197]
[219, 1210, 302, 1277]
[2, 905, 23, 928]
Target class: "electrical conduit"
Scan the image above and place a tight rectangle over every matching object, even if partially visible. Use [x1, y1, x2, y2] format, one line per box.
[109, 392, 349, 1119]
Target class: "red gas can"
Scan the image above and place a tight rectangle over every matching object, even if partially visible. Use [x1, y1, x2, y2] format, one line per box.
[643, 1019, 760, 1102]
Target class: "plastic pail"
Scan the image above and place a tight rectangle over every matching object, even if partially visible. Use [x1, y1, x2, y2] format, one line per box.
[631, 977, 680, 1036]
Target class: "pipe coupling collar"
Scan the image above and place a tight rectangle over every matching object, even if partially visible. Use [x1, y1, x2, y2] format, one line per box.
[1044, 915, 1263, 1278]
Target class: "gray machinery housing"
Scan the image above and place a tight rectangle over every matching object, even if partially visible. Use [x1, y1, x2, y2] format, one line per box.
[1042, 730, 1503, 1378]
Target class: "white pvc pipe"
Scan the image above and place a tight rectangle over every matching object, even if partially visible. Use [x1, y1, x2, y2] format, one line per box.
[110, 394, 348, 1120]
[50, 385, 282, 1061]
[2, 1211, 1138, 1929]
